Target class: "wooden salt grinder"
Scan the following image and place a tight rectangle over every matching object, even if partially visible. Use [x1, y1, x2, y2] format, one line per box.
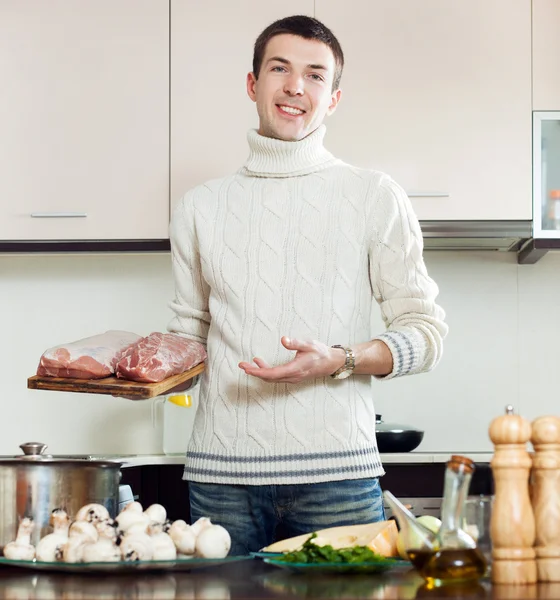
[489, 405, 537, 584]
[531, 416, 560, 582]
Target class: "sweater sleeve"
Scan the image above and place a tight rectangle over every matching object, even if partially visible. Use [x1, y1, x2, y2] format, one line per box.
[167, 191, 211, 346]
[369, 175, 448, 379]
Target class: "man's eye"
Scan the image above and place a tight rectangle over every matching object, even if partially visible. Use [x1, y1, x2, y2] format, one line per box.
[271, 66, 285, 72]
[309, 74, 324, 82]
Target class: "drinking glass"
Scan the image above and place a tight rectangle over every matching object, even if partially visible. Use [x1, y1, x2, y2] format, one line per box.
[464, 495, 493, 569]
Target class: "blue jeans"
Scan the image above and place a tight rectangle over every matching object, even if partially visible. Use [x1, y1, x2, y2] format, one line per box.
[189, 477, 386, 556]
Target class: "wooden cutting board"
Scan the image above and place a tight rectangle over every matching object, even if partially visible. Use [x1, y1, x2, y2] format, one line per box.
[27, 362, 205, 400]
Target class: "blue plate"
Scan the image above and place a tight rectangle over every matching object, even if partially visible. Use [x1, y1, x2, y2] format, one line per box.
[251, 551, 284, 559]
[263, 556, 404, 574]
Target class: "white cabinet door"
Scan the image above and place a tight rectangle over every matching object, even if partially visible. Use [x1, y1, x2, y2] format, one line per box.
[315, 0, 532, 221]
[533, 0, 560, 110]
[170, 0, 314, 207]
[0, 0, 169, 240]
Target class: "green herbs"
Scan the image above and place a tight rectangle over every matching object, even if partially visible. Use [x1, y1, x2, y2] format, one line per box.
[277, 533, 387, 564]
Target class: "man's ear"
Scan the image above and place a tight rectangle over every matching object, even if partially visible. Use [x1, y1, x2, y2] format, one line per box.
[247, 72, 258, 102]
[326, 88, 342, 116]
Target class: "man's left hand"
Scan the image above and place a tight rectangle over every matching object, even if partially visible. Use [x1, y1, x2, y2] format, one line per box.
[238, 336, 345, 384]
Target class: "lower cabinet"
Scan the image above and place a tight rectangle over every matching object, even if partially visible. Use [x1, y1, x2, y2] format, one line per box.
[120, 465, 191, 522]
[120, 462, 494, 523]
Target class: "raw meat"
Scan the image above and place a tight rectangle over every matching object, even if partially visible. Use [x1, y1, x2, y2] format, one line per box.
[37, 331, 142, 379]
[115, 332, 207, 383]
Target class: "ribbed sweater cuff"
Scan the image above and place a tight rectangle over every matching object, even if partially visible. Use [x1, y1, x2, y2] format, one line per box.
[374, 330, 426, 379]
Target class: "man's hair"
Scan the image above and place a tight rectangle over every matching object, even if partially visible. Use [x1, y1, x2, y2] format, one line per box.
[252, 15, 344, 91]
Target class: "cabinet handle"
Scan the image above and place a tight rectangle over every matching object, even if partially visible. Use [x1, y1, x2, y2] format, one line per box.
[406, 192, 450, 198]
[30, 212, 87, 218]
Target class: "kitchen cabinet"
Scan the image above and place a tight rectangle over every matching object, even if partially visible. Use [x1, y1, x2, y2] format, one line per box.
[0, 1, 169, 242]
[120, 465, 191, 522]
[532, 111, 560, 239]
[170, 0, 314, 207]
[315, 0, 532, 221]
[532, 0, 560, 110]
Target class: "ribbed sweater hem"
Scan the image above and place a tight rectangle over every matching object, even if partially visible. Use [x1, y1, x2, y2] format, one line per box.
[181, 444, 385, 485]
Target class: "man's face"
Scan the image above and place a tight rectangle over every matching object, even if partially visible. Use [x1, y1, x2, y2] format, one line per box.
[247, 34, 341, 141]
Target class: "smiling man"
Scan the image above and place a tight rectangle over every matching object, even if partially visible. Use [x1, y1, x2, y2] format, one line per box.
[168, 15, 448, 556]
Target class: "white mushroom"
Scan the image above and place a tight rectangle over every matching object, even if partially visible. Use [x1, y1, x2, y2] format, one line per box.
[35, 509, 70, 562]
[115, 507, 149, 535]
[82, 536, 121, 563]
[168, 520, 196, 556]
[82, 521, 121, 563]
[3, 517, 35, 561]
[61, 520, 98, 563]
[191, 517, 213, 537]
[121, 501, 143, 514]
[144, 503, 167, 526]
[69, 521, 98, 543]
[120, 531, 154, 562]
[148, 522, 177, 561]
[61, 535, 86, 563]
[195, 525, 231, 559]
[94, 519, 118, 542]
[75, 503, 110, 525]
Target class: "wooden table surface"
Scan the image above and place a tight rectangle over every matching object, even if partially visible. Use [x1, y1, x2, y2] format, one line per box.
[0, 557, 554, 599]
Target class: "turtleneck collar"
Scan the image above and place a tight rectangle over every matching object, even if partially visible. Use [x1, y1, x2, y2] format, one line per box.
[240, 125, 339, 178]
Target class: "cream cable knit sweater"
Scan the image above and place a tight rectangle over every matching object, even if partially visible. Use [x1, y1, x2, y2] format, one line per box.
[168, 125, 447, 485]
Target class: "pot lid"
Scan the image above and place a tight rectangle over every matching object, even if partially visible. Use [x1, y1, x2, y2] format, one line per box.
[375, 414, 423, 433]
[0, 442, 122, 467]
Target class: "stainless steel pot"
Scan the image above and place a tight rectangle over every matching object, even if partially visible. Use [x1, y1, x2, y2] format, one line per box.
[0, 442, 121, 551]
[375, 414, 425, 453]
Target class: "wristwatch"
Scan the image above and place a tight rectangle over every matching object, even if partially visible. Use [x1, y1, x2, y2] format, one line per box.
[330, 345, 356, 380]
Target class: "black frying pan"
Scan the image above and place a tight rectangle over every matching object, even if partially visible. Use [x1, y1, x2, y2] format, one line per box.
[375, 414, 424, 453]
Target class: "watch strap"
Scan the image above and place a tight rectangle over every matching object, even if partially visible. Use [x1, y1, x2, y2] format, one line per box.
[330, 345, 356, 378]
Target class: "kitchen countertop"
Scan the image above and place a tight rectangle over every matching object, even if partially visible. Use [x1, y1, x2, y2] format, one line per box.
[0, 557, 549, 599]
[115, 452, 493, 468]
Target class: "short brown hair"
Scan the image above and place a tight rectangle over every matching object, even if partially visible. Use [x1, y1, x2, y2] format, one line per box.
[252, 15, 344, 91]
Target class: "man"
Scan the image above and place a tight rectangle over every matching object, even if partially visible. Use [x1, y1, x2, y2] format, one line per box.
[168, 15, 447, 556]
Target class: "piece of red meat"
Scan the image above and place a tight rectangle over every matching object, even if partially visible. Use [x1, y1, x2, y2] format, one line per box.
[115, 332, 207, 383]
[37, 331, 142, 379]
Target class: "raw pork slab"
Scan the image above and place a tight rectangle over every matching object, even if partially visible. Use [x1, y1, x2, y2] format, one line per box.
[115, 332, 207, 383]
[37, 331, 141, 379]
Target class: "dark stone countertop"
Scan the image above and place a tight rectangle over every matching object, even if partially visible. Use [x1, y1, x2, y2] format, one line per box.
[0, 557, 553, 600]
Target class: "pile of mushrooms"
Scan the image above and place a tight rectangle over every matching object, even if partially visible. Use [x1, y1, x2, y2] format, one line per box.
[3, 502, 231, 563]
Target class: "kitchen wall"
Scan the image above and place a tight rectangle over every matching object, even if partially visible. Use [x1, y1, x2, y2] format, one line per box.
[1, 249, 559, 456]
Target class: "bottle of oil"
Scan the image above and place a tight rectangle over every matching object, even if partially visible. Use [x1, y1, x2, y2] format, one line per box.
[384, 455, 487, 587]
[421, 455, 487, 586]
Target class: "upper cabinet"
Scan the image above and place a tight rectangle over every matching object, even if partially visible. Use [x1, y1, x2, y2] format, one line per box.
[0, 1, 169, 241]
[532, 0, 560, 110]
[315, 0, 532, 221]
[170, 0, 314, 207]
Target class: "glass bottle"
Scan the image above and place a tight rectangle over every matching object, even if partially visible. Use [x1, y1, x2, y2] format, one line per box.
[421, 455, 487, 585]
[385, 455, 487, 586]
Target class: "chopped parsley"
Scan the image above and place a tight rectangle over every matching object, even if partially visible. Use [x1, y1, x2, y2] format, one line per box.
[277, 533, 388, 564]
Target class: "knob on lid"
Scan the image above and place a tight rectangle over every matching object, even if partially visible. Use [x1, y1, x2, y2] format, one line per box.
[489, 405, 532, 445]
[18, 442, 51, 460]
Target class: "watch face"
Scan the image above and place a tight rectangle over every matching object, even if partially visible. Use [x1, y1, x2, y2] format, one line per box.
[335, 369, 352, 380]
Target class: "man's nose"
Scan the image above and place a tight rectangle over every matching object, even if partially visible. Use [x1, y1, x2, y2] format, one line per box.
[283, 74, 304, 96]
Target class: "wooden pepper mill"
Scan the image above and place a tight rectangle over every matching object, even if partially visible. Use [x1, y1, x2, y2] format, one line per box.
[489, 405, 537, 584]
[531, 415, 560, 582]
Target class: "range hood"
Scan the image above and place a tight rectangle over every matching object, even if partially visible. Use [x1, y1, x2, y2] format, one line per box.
[419, 220, 535, 261]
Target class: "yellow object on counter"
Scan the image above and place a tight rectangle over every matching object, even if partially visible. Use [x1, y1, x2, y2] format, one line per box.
[167, 394, 192, 408]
